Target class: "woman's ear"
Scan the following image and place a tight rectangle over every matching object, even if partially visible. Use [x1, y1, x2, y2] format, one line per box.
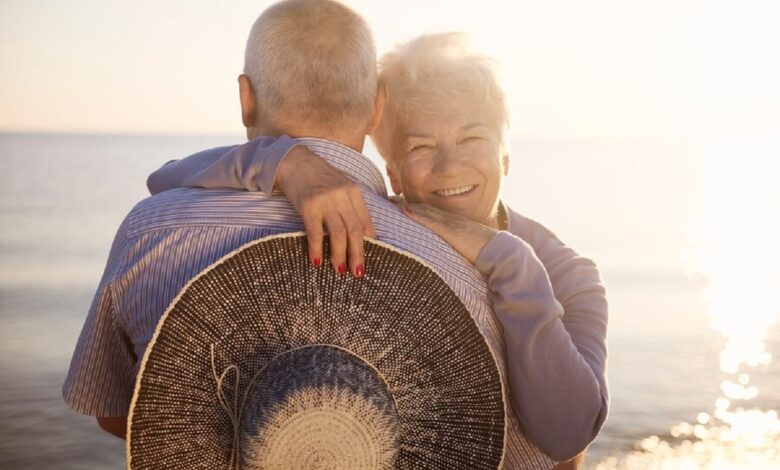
[386, 162, 403, 195]
[238, 74, 258, 131]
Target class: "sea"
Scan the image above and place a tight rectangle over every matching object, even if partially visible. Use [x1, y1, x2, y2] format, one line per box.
[1, 133, 778, 469]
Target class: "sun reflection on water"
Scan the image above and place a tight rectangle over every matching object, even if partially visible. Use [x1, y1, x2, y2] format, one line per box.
[593, 139, 780, 469]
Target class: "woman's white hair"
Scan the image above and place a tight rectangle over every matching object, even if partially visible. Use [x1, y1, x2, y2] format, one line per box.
[244, 0, 377, 132]
[372, 32, 510, 160]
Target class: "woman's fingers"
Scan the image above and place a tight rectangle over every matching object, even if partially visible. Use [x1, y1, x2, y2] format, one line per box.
[303, 204, 365, 277]
[277, 149, 375, 277]
[344, 213, 366, 278]
[301, 209, 324, 268]
[341, 186, 370, 276]
[353, 189, 377, 239]
[401, 203, 447, 233]
[402, 203, 498, 264]
[323, 212, 348, 274]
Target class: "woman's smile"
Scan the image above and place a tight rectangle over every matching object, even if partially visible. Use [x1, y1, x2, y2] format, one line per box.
[433, 184, 477, 198]
[387, 97, 507, 228]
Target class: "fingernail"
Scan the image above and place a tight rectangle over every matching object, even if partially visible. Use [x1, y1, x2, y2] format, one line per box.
[313, 258, 321, 267]
[355, 264, 365, 278]
[389, 199, 397, 204]
[404, 206, 412, 215]
[338, 262, 347, 274]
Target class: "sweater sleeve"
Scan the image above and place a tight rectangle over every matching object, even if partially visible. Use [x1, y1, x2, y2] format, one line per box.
[146, 136, 301, 195]
[475, 230, 608, 462]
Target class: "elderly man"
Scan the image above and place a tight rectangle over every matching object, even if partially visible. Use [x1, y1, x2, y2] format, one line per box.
[63, 0, 557, 467]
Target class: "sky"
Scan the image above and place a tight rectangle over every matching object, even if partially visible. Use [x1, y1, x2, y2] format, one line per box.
[0, 0, 778, 139]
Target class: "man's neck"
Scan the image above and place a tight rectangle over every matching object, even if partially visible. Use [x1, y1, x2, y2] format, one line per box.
[250, 125, 366, 153]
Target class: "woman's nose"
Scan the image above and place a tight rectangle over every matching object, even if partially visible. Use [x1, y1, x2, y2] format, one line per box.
[432, 144, 463, 174]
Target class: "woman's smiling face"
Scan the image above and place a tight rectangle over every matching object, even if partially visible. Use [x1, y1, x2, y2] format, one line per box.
[386, 98, 508, 228]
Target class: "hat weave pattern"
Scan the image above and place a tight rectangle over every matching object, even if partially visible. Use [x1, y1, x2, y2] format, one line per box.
[128, 234, 505, 469]
[240, 345, 399, 469]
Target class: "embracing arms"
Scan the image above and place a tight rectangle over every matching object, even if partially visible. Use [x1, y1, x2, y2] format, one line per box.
[146, 137, 297, 195]
[147, 139, 609, 460]
[399, 203, 609, 462]
[147, 138, 375, 276]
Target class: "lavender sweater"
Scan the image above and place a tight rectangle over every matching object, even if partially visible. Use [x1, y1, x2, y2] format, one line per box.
[147, 137, 609, 461]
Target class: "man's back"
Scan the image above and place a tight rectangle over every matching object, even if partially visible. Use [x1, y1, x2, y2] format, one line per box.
[63, 139, 553, 468]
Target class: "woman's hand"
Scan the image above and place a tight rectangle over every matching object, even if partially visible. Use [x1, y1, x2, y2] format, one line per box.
[276, 146, 376, 277]
[398, 201, 499, 264]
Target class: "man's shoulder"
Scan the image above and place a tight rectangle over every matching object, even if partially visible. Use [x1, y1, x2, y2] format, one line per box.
[363, 193, 488, 296]
[122, 188, 299, 238]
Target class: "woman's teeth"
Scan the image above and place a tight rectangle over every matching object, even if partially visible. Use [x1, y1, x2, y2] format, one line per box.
[434, 185, 475, 197]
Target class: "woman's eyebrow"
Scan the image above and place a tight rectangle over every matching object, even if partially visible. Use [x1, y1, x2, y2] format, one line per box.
[461, 123, 489, 132]
[404, 133, 434, 141]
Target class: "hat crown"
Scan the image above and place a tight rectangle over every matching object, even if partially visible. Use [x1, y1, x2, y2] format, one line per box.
[240, 345, 399, 469]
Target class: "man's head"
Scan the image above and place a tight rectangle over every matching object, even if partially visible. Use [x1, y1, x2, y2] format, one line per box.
[240, 0, 382, 149]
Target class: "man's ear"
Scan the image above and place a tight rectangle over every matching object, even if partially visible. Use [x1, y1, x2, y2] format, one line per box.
[366, 84, 386, 135]
[502, 153, 510, 176]
[386, 162, 403, 195]
[238, 74, 257, 130]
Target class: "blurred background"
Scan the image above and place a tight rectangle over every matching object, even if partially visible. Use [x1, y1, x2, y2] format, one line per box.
[1, 1, 778, 468]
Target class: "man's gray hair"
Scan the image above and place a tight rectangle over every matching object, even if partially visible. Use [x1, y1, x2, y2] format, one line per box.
[244, 0, 377, 132]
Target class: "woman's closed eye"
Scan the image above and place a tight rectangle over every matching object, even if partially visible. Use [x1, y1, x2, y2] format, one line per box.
[412, 145, 433, 152]
[406, 142, 436, 153]
[458, 135, 486, 145]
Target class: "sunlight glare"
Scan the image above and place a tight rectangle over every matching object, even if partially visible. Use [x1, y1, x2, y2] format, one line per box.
[592, 138, 780, 468]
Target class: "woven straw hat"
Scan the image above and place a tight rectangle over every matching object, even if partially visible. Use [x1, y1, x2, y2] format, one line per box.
[128, 233, 505, 469]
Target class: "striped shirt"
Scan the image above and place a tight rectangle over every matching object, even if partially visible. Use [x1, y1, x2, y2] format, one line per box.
[63, 138, 555, 469]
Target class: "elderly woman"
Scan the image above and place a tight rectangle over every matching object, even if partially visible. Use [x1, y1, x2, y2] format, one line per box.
[148, 33, 608, 468]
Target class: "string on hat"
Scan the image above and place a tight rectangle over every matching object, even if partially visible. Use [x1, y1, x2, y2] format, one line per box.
[210, 345, 282, 470]
[211, 344, 244, 470]
[209, 344, 318, 470]
[209, 342, 402, 470]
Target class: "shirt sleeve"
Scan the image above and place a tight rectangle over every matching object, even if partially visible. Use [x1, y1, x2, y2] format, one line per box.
[146, 136, 301, 195]
[475, 230, 608, 462]
[62, 226, 137, 417]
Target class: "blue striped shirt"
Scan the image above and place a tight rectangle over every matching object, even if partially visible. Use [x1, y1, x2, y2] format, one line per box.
[63, 138, 554, 469]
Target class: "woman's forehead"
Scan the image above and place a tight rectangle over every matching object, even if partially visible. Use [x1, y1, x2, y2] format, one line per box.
[401, 105, 494, 137]
[403, 88, 493, 119]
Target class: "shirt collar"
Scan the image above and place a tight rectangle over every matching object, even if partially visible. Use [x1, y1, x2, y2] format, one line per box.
[294, 137, 388, 198]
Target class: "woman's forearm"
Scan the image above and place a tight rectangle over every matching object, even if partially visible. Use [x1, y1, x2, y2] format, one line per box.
[146, 136, 299, 195]
[475, 231, 608, 461]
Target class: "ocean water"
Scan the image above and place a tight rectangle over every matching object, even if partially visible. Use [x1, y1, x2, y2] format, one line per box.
[1, 133, 778, 469]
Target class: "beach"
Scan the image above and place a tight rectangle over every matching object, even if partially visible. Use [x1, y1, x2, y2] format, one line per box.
[1, 133, 778, 468]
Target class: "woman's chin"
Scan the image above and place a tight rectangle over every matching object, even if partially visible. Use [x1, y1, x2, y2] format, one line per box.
[429, 203, 476, 223]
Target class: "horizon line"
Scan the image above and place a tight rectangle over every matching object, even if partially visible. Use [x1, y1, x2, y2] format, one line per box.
[0, 128, 690, 143]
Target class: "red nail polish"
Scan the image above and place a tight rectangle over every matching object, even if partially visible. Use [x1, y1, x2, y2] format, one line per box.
[313, 258, 321, 267]
[355, 264, 365, 278]
[404, 206, 412, 215]
[338, 262, 347, 274]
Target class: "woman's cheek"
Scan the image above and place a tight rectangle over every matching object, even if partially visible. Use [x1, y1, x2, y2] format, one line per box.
[400, 159, 431, 203]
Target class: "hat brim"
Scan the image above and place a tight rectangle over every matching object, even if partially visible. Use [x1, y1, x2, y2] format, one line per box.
[128, 233, 505, 469]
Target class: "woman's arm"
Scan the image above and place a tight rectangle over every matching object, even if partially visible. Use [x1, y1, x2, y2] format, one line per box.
[145, 136, 376, 277]
[507, 212, 610, 441]
[146, 136, 299, 195]
[402, 203, 608, 462]
[475, 231, 608, 462]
